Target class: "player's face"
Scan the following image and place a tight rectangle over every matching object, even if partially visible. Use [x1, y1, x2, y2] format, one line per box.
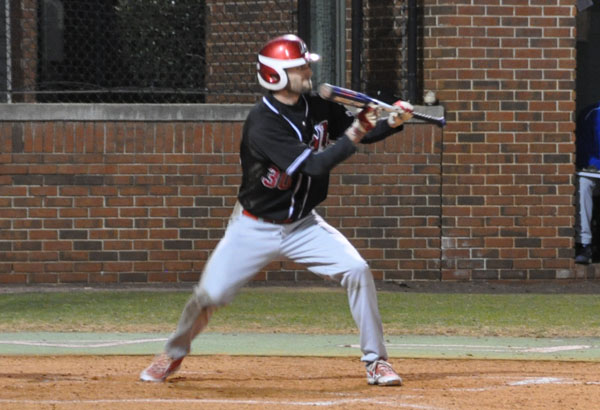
[286, 63, 313, 94]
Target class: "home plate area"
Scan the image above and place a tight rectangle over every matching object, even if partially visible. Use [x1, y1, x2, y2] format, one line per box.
[1, 355, 600, 409]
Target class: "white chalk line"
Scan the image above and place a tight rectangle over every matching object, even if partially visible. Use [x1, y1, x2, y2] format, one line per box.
[401, 374, 589, 393]
[521, 345, 591, 353]
[507, 377, 569, 386]
[0, 337, 595, 356]
[0, 398, 444, 409]
[444, 376, 582, 392]
[342, 343, 592, 354]
[0, 338, 168, 348]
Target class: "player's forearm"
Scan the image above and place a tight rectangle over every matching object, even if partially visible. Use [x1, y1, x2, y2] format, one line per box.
[299, 136, 357, 176]
[359, 120, 400, 144]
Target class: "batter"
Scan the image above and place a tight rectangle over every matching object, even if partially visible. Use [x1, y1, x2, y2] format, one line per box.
[140, 34, 413, 386]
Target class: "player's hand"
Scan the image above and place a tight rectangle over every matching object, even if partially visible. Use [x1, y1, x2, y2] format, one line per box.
[387, 100, 414, 128]
[346, 103, 380, 142]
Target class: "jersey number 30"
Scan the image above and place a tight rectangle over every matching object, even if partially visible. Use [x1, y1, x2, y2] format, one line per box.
[262, 166, 292, 190]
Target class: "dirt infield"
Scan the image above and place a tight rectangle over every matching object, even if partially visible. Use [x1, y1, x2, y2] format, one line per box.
[1, 355, 599, 409]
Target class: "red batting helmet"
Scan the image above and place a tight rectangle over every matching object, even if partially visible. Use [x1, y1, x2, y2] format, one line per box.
[257, 34, 320, 91]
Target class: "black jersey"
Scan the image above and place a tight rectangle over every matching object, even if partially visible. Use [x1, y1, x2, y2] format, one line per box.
[238, 92, 397, 222]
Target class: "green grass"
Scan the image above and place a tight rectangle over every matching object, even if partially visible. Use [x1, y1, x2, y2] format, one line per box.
[1, 287, 599, 337]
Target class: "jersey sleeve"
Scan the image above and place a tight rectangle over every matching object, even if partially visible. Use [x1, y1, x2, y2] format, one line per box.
[359, 119, 400, 144]
[298, 136, 356, 176]
[246, 109, 315, 176]
[588, 107, 600, 169]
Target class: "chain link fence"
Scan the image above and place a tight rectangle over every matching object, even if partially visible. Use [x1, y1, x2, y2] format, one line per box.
[1, 0, 411, 104]
[363, 0, 410, 103]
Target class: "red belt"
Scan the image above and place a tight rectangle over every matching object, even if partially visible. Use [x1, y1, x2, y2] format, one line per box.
[242, 209, 293, 224]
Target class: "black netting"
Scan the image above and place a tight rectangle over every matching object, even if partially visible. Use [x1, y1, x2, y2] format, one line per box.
[7, 0, 297, 103]
[2, 0, 410, 104]
[38, 0, 208, 103]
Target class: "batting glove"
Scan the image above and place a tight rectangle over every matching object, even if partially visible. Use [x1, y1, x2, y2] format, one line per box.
[346, 103, 380, 142]
[387, 100, 414, 128]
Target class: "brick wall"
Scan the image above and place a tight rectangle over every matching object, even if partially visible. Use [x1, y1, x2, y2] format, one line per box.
[423, 1, 577, 280]
[0, 104, 442, 285]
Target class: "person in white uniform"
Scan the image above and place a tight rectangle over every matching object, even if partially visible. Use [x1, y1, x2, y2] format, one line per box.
[139, 34, 413, 386]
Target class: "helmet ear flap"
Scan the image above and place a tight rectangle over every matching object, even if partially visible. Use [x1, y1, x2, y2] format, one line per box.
[257, 62, 280, 84]
[257, 61, 288, 91]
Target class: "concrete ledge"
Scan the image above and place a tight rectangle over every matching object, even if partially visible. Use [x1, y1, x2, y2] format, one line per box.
[0, 103, 445, 123]
[0, 104, 254, 122]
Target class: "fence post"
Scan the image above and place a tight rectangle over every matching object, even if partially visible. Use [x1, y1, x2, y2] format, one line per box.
[351, 0, 362, 91]
[297, 0, 310, 43]
[3, 0, 11, 103]
[407, 0, 417, 104]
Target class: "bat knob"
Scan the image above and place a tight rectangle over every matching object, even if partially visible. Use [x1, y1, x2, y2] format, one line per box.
[318, 83, 334, 100]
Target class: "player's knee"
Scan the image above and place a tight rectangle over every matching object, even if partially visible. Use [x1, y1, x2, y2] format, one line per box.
[193, 286, 218, 307]
[341, 259, 372, 289]
[195, 284, 232, 307]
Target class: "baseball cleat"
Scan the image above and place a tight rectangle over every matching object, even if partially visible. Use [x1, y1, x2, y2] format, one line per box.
[366, 360, 402, 386]
[140, 353, 184, 382]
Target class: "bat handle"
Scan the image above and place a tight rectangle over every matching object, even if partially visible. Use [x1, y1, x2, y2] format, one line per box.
[412, 112, 446, 127]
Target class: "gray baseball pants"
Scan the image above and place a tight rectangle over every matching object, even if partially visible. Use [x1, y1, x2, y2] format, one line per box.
[164, 202, 388, 363]
[576, 176, 599, 245]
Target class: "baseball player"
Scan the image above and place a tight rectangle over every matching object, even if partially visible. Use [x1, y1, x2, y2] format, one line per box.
[575, 101, 600, 264]
[140, 34, 413, 386]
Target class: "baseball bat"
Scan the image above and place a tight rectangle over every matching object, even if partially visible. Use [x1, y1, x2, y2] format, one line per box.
[318, 83, 446, 127]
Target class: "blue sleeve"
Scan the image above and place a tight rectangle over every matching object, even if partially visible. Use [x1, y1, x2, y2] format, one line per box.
[577, 105, 600, 169]
[590, 157, 600, 169]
